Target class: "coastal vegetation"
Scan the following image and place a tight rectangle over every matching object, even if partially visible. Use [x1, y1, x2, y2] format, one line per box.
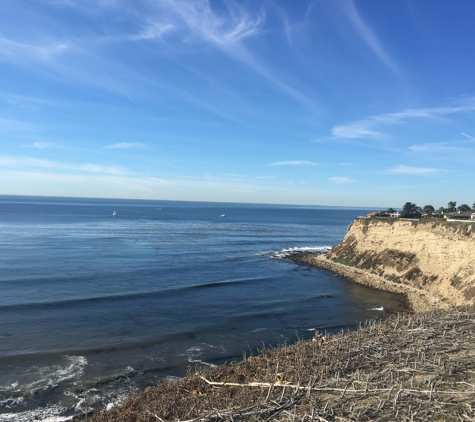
[87, 310, 475, 422]
[369, 201, 475, 220]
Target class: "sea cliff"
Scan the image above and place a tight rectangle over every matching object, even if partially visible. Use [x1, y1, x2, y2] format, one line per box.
[294, 217, 475, 309]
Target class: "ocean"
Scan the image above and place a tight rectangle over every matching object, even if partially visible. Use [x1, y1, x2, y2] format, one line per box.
[0, 196, 406, 421]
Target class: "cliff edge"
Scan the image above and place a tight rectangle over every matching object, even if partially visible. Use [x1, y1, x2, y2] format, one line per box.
[324, 218, 475, 307]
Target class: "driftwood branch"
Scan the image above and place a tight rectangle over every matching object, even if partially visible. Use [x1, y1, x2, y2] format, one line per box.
[199, 376, 474, 395]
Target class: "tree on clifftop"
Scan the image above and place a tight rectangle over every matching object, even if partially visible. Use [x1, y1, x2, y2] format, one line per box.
[401, 202, 421, 218]
[458, 204, 471, 212]
[448, 201, 457, 212]
[403, 202, 417, 212]
[423, 205, 435, 215]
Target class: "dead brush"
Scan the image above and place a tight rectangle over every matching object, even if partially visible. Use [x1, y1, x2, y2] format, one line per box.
[88, 310, 475, 421]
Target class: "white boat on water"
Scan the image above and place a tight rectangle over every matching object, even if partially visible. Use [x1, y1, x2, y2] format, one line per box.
[112, 211, 117, 217]
[220, 214, 226, 217]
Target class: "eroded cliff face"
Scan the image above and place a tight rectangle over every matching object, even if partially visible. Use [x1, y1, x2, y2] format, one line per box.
[328, 218, 475, 306]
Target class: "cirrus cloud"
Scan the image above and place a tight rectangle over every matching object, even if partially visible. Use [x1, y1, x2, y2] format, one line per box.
[0, 155, 126, 175]
[384, 165, 438, 175]
[332, 99, 475, 140]
[329, 176, 356, 184]
[268, 160, 316, 166]
[104, 142, 145, 149]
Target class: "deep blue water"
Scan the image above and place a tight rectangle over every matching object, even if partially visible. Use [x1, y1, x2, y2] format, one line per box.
[0, 196, 405, 421]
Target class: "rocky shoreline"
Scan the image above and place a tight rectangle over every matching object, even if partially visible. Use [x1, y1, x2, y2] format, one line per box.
[287, 251, 446, 313]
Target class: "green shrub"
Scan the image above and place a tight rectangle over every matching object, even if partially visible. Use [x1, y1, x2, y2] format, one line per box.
[384, 274, 401, 283]
[332, 257, 354, 267]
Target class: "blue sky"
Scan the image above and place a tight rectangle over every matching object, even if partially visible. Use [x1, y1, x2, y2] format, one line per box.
[1, 0, 475, 207]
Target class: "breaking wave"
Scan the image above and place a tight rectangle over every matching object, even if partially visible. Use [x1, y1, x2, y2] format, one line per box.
[267, 246, 332, 259]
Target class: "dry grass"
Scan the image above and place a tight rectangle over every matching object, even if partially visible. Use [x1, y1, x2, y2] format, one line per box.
[87, 310, 475, 421]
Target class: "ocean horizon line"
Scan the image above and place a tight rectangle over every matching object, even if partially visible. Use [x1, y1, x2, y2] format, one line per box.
[0, 194, 382, 210]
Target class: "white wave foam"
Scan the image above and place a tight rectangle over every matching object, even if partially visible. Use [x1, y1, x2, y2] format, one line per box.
[187, 358, 217, 368]
[94, 384, 140, 415]
[0, 356, 88, 421]
[184, 343, 222, 369]
[267, 246, 332, 259]
[26, 356, 87, 392]
[0, 395, 25, 408]
[0, 405, 71, 422]
[369, 306, 384, 311]
[63, 376, 138, 416]
[183, 343, 223, 357]
[55, 356, 87, 384]
[185, 346, 202, 355]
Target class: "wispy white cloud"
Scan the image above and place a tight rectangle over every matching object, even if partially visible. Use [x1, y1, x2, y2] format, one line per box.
[0, 169, 177, 198]
[131, 22, 176, 41]
[268, 160, 316, 166]
[0, 36, 68, 64]
[461, 132, 475, 139]
[255, 175, 276, 180]
[159, 0, 263, 48]
[104, 142, 145, 149]
[329, 176, 356, 184]
[219, 173, 249, 179]
[130, 1, 319, 111]
[0, 1, 318, 113]
[1, 93, 62, 109]
[0, 155, 125, 175]
[372, 105, 473, 123]
[339, 1, 399, 75]
[384, 165, 438, 175]
[0, 167, 322, 202]
[331, 121, 384, 139]
[31, 142, 57, 149]
[332, 100, 475, 140]
[120, 0, 263, 51]
[408, 143, 458, 152]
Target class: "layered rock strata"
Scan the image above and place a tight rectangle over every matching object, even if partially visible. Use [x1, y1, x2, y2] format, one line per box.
[296, 218, 475, 309]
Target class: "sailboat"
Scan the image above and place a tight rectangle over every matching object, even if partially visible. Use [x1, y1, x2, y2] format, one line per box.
[112, 211, 117, 217]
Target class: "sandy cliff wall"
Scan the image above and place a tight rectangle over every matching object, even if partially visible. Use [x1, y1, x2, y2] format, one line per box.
[327, 218, 475, 306]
